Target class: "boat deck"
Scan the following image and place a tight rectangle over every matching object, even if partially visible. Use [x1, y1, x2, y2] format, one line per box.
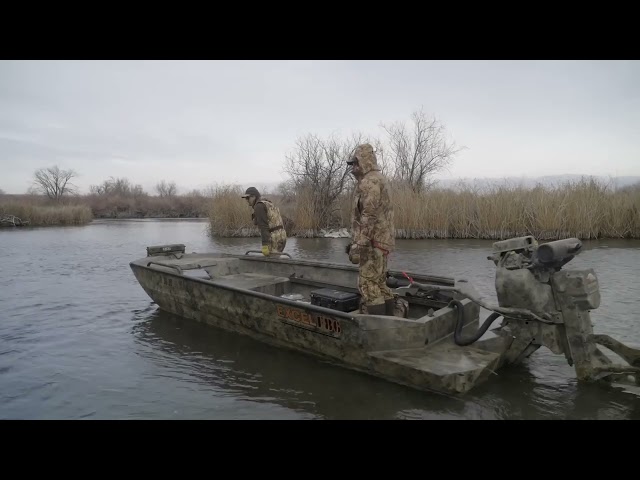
[207, 272, 291, 296]
[368, 337, 503, 393]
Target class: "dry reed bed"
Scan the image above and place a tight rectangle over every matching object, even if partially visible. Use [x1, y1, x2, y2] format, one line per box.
[4, 178, 636, 238]
[207, 185, 260, 237]
[81, 194, 210, 218]
[0, 202, 93, 226]
[0, 194, 212, 221]
[207, 179, 640, 240]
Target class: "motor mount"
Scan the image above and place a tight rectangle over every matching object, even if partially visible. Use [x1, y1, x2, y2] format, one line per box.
[487, 235, 638, 387]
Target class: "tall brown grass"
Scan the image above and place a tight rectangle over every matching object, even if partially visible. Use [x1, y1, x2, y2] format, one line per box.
[0, 190, 211, 226]
[6, 176, 635, 238]
[0, 201, 93, 226]
[207, 185, 259, 237]
[1, 192, 211, 221]
[279, 186, 321, 238]
[207, 178, 640, 240]
[396, 178, 640, 239]
[81, 193, 210, 218]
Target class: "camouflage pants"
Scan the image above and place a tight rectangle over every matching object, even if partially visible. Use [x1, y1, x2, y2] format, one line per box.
[270, 228, 287, 252]
[357, 246, 393, 307]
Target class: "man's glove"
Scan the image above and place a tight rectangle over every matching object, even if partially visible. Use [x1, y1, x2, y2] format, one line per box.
[261, 245, 270, 256]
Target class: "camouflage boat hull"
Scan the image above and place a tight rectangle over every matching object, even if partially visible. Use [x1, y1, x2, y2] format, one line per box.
[130, 247, 503, 395]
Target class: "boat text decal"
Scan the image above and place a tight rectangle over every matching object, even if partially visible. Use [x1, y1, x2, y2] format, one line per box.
[276, 305, 342, 337]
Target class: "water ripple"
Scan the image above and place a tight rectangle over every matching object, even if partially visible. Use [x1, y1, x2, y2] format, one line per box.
[1, 221, 639, 419]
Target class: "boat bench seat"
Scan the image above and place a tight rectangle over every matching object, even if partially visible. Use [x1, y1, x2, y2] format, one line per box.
[207, 272, 290, 296]
[202, 258, 242, 277]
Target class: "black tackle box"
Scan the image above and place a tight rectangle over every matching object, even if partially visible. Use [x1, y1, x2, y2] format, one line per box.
[310, 288, 360, 312]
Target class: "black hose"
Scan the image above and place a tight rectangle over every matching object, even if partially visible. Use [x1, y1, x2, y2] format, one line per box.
[449, 299, 502, 346]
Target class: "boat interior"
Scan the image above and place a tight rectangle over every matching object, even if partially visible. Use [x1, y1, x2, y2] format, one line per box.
[139, 249, 458, 320]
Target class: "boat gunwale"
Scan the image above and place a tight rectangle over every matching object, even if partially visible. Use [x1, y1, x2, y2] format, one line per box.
[133, 251, 456, 285]
[129, 260, 359, 320]
[129, 252, 459, 322]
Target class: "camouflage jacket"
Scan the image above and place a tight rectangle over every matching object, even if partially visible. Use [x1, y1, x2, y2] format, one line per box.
[253, 198, 285, 245]
[350, 145, 395, 253]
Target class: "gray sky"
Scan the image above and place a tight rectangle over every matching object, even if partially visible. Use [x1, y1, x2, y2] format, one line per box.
[1, 60, 638, 194]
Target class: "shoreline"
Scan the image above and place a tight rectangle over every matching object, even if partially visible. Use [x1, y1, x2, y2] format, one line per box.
[3, 218, 640, 242]
[3, 175, 640, 240]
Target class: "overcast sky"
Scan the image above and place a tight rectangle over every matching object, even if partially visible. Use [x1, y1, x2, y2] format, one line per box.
[1, 60, 638, 194]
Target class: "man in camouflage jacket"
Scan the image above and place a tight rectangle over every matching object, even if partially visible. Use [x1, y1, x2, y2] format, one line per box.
[241, 187, 287, 256]
[346, 144, 395, 315]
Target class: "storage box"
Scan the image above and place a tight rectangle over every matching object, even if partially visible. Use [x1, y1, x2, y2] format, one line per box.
[146, 244, 186, 257]
[310, 288, 360, 312]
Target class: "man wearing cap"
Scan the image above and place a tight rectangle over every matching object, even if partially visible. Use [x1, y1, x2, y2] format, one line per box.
[241, 187, 287, 256]
[345, 144, 395, 316]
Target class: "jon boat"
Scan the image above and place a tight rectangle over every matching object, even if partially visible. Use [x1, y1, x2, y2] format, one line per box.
[130, 236, 640, 396]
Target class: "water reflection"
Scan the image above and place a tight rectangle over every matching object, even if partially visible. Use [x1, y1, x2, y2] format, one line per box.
[132, 307, 481, 419]
[130, 306, 640, 420]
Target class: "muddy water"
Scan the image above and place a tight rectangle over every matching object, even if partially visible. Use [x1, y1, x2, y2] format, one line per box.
[1, 219, 639, 419]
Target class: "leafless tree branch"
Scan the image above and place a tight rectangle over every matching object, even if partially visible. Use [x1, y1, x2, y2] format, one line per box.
[284, 132, 363, 230]
[32, 165, 78, 202]
[381, 107, 464, 192]
[156, 180, 177, 198]
[89, 177, 146, 198]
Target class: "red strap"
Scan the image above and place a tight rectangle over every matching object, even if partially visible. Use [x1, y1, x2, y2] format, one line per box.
[372, 240, 390, 256]
[402, 271, 414, 284]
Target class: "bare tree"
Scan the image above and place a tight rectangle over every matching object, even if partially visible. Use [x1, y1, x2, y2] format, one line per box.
[382, 107, 463, 192]
[90, 177, 146, 197]
[156, 180, 177, 198]
[89, 183, 109, 196]
[32, 166, 78, 202]
[284, 132, 363, 230]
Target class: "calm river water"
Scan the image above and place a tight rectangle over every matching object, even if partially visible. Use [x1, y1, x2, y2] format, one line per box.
[1, 219, 639, 419]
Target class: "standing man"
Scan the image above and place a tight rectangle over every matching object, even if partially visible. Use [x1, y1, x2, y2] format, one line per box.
[241, 186, 287, 256]
[345, 143, 396, 316]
